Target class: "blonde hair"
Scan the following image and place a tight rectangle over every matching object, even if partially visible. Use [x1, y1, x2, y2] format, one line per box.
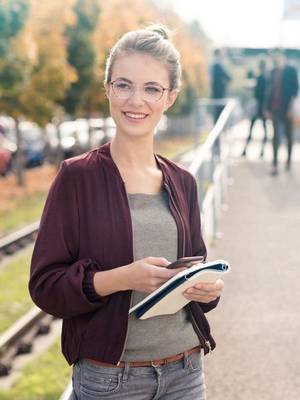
[104, 25, 181, 90]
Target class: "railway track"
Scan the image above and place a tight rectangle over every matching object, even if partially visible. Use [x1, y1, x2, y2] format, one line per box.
[0, 222, 55, 377]
[0, 221, 39, 259]
[0, 307, 54, 377]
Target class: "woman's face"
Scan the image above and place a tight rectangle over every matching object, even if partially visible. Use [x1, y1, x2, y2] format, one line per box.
[105, 53, 178, 140]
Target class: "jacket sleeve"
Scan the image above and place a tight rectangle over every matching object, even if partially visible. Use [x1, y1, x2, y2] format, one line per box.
[188, 174, 220, 314]
[29, 161, 108, 319]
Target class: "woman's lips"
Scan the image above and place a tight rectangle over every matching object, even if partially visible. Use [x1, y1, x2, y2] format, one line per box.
[122, 111, 149, 122]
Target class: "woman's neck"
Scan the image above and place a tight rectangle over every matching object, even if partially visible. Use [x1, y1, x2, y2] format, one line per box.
[110, 134, 157, 169]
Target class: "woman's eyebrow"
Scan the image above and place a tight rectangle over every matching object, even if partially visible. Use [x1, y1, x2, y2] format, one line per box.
[114, 78, 163, 86]
[114, 77, 132, 83]
[145, 81, 162, 86]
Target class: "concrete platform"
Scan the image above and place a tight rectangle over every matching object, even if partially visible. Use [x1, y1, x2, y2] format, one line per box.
[203, 151, 300, 399]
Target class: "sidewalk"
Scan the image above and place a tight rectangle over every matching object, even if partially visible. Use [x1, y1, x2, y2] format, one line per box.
[203, 124, 300, 399]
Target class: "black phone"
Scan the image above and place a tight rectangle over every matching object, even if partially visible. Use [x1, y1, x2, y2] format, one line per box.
[166, 256, 204, 270]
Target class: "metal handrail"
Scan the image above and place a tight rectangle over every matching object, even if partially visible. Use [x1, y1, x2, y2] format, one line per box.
[189, 99, 236, 176]
[188, 98, 237, 243]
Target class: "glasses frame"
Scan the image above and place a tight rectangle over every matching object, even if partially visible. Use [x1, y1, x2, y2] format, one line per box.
[109, 79, 170, 102]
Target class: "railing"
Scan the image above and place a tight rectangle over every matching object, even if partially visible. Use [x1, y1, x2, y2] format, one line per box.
[189, 98, 237, 245]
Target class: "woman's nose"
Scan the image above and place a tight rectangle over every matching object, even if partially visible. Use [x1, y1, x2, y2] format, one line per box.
[127, 87, 145, 106]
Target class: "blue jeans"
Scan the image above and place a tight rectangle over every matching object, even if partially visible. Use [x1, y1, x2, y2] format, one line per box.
[72, 352, 206, 399]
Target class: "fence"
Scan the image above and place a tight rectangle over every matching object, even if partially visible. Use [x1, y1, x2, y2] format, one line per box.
[189, 98, 237, 245]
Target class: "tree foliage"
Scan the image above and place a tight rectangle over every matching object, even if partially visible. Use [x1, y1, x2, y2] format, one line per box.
[63, 0, 101, 117]
[0, 0, 30, 118]
[0, 0, 209, 120]
[19, 0, 76, 126]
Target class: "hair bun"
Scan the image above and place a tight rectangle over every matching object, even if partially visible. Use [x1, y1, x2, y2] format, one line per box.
[147, 24, 170, 40]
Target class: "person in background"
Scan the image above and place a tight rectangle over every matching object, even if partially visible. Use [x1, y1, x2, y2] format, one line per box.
[29, 25, 224, 399]
[266, 48, 299, 175]
[242, 58, 268, 158]
[210, 48, 231, 122]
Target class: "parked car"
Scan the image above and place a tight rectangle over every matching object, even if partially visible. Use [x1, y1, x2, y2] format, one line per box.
[0, 133, 17, 176]
[45, 119, 90, 161]
[45, 118, 112, 162]
[4, 121, 47, 168]
[19, 122, 46, 167]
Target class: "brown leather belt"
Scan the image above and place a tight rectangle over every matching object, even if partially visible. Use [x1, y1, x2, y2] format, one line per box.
[85, 345, 201, 368]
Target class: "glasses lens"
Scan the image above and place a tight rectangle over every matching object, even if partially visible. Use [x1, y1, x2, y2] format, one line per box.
[143, 85, 164, 102]
[112, 81, 132, 99]
[111, 81, 165, 102]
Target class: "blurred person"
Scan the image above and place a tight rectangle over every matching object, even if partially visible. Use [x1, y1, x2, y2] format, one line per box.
[266, 49, 299, 175]
[242, 58, 268, 158]
[210, 48, 231, 122]
[29, 25, 224, 400]
[0, 124, 5, 136]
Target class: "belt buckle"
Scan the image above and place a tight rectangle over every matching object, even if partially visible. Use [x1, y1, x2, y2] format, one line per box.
[151, 360, 160, 367]
[151, 359, 166, 367]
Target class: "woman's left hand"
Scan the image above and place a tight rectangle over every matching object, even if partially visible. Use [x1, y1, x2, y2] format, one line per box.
[183, 279, 224, 303]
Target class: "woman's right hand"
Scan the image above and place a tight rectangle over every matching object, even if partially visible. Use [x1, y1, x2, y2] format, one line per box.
[123, 257, 186, 293]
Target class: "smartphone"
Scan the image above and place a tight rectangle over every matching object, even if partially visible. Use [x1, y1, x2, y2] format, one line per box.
[167, 256, 204, 270]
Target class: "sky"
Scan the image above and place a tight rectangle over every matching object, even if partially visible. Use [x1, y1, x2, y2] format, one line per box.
[158, 0, 300, 48]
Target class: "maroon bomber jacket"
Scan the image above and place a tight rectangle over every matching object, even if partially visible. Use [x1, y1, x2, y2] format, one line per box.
[29, 142, 219, 365]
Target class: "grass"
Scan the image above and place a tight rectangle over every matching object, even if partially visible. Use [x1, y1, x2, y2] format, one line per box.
[0, 339, 72, 400]
[0, 192, 47, 237]
[0, 165, 56, 238]
[0, 247, 34, 334]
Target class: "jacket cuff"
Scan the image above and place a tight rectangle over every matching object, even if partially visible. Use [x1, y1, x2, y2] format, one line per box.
[82, 269, 103, 303]
[200, 296, 220, 313]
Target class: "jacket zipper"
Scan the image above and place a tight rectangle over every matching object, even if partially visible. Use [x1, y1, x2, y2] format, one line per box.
[117, 182, 134, 366]
[117, 292, 133, 366]
[189, 309, 212, 354]
[163, 180, 210, 354]
[164, 182, 186, 257]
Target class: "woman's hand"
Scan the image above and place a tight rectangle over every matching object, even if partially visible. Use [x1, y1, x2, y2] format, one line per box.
[183, 279, 224, 303]
[123, 257, 186, 293]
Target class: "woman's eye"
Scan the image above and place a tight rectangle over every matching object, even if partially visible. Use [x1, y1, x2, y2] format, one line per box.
[145, 86, 161, 94]
[116, 82, 131, 89]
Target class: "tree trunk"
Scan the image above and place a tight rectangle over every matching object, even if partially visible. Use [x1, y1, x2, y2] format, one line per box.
[55, 123, 64, 170]
[14, 118, 25, 186]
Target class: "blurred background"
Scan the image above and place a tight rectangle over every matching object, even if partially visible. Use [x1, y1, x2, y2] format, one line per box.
[0, 0, 299, 399]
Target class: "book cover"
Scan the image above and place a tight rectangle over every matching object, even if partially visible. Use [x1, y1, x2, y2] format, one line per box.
[129, 259, 230, 319]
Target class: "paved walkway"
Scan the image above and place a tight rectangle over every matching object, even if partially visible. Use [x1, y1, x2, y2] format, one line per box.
[203, 121, 300, 399]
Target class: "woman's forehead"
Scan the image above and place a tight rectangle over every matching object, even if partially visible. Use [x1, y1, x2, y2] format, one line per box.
[111, 53, 169, 84]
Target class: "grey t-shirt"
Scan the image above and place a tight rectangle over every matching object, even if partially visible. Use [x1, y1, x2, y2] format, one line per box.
[122, 190, 199, 361]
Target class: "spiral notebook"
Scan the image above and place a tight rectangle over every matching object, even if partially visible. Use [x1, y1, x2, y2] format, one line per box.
[129, 259, 230, 319]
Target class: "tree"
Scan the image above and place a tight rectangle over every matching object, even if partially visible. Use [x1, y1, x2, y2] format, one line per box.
[0, 0, 30, 185]
[63, 0, 101, 117]
[20, 0, 76, 126]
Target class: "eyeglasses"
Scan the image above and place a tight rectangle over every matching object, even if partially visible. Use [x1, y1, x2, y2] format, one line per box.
[110, 79, 170, 102]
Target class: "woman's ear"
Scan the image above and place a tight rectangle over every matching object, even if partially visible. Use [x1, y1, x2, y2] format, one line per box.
[104, 83, 110, 99]
[164, 90, 179, 111]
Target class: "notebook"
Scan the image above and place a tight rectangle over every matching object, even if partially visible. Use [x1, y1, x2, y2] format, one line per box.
[129, 259, 230, 319]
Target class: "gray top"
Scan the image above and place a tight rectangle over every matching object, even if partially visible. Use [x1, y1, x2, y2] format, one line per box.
[122, 190, 199, 361]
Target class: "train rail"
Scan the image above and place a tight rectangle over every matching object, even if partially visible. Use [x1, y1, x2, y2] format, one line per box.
[0, 307, 53, 377]
[0, 221, 39, 259]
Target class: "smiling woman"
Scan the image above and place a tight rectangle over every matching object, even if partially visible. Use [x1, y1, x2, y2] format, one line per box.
[29, 24, 224, 400]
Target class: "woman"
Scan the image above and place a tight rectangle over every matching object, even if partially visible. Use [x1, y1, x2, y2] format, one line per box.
[29, 25, 224, 400]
